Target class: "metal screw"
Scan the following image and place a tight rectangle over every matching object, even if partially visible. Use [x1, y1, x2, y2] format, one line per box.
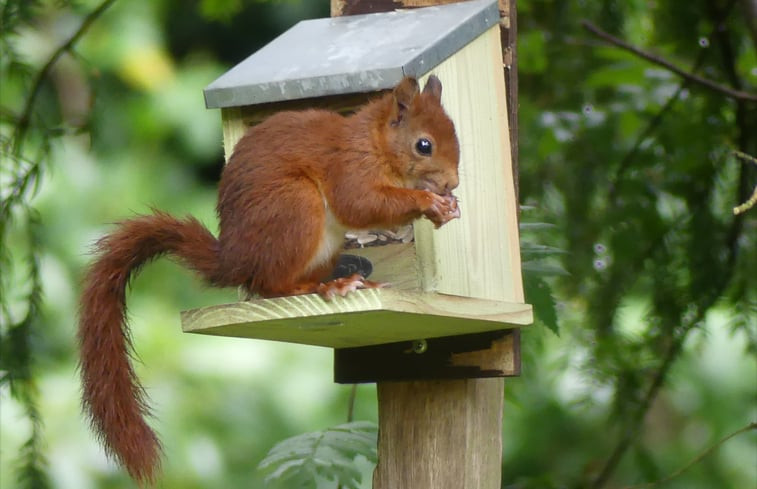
[411, 339, 428, 354]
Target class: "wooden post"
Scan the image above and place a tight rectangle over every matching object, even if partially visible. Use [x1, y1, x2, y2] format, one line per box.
[373, 380, 504, 488]
[329, 2, 520, 488]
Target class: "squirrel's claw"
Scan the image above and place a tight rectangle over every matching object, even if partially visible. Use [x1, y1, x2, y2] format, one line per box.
[317, 274, 386, 300]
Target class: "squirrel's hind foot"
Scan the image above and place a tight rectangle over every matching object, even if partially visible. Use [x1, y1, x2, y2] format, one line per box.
[317, 274, 386, 300]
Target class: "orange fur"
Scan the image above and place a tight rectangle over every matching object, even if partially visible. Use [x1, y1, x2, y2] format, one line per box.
[78, 76, 459, 485]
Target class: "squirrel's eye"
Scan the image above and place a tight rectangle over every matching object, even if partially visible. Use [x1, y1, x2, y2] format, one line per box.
[415, 138, 433, 156]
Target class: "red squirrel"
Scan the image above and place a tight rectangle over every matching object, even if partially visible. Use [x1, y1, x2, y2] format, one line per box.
[78, 75, 460, 485]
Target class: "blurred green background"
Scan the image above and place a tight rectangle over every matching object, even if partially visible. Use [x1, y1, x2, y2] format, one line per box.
[1, 1, 755, 488]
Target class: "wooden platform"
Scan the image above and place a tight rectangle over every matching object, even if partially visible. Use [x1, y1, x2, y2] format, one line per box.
[181, 288, 532, 349]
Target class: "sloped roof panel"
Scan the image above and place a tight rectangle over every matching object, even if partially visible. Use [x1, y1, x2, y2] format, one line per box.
[204, 0, 498, 108]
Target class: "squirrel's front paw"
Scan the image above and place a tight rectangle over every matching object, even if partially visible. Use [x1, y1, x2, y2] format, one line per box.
[423, 191, 460, 228]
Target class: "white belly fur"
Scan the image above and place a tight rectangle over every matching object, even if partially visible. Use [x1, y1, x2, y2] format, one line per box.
[303, 199, 347, 276]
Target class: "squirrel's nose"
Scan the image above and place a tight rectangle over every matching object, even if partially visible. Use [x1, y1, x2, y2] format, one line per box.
[445, 175, 459, 191]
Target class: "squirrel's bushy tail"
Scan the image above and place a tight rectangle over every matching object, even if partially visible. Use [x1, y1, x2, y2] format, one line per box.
[78, 211, 220, 485]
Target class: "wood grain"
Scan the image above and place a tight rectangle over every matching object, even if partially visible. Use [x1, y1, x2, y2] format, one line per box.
[373, 379, 504, 489]
[181, 288, 531, 349]
[500, 0, 519, 202]
[415, 25, 523, 303]
[347, 242, 419, 290]
[220, 107, 247, 162]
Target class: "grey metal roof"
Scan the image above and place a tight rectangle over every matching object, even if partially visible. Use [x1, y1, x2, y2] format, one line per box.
[204, 0, 499, 109]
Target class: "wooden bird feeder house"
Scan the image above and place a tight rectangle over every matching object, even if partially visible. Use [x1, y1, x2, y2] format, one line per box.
[183, 1, 531, 486]
[183, 0, 531, 374]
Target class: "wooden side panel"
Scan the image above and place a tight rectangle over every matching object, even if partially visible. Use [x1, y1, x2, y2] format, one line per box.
[415, 25, 524, 304]
[220, 107, 247, 162]
[500, 0, 519, 201]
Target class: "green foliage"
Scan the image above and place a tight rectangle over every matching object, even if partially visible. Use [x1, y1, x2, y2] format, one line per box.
[258, 421, 378, 489]
[513, 0, 756, 487]
[0, 0, 754, 488]
[200, 0, 245, 22]
[523, 275, 559, 335]
[520, 215, 565, 335]
[1, 1, 73, 487]
[199, 0, 282, 23]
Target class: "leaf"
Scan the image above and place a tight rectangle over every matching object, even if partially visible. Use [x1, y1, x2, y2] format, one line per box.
[524, 275, 560, 335]
[522, 260, 570, 277]
[519, 222, 557, 231]
[521, 242, 568, 258]
[258, 421, 378, 489]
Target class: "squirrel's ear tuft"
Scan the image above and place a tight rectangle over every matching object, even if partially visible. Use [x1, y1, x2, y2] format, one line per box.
[390, 77, 420, 125]
[423, 75, 442, 101]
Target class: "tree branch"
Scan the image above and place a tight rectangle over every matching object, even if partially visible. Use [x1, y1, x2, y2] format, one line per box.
[608, 52, 706, 203]
[591, 168, 749, 489]
[580, 20, 757, 103]
[609, 1, 728, 200]
[621, 422, 757, 489]
[732, 151, 757, 215]
[11, 0, 118, 155]
[582, 6, 752, 489]
[589, 320, 694, 489]
[707, 0, 757, 272]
